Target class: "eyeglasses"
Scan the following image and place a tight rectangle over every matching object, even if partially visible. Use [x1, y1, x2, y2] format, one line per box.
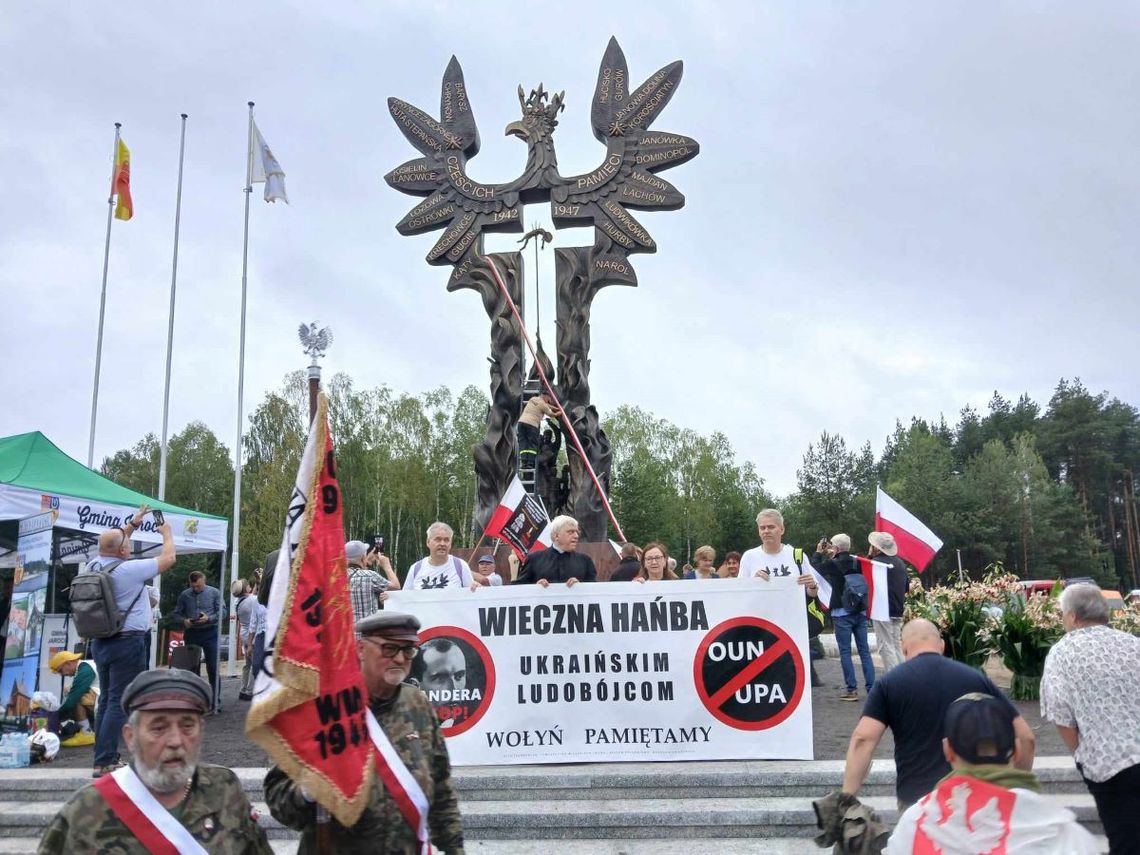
[361, 637, 420, 659]
[644, 555, 665, 563]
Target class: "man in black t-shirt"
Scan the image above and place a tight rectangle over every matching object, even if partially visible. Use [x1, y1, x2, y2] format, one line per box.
[840, 618, 1036, 807]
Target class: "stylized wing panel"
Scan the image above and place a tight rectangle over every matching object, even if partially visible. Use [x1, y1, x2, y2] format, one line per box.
[395, 191, 456, 235]
[633, 131, 699, 172]
[550, 38, 700, 288]
[387, 97, 462, 155]
[617, 170, 684, 210]
[387, 56, 525, 283]
[591, 37, 630, 143]
[427, 212, 478, 263]
[597, 200, 655, 251]
[385, 156, 445, 195]
[609, 60, 683, 136]
[440, 56, 480, 157]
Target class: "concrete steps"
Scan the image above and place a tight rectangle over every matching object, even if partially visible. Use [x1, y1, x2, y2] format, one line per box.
[0, 839, 845, 854]
[0, 757, 1101, 847]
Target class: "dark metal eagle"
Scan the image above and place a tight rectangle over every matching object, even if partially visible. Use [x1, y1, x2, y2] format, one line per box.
[384, 37, 699, 291]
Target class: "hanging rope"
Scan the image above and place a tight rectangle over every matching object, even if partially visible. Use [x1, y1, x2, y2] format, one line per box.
[479, 250, 627, 542]
[518, 225, 553, 347]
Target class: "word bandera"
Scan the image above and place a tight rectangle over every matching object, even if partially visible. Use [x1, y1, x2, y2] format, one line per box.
[479, 598, 709, 637]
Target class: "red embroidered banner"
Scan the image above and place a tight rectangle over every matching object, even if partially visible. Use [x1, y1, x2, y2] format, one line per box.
[245, 393, 373, 827]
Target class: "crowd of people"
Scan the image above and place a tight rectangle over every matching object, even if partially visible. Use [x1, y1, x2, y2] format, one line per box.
[32, 499, 1140, 854]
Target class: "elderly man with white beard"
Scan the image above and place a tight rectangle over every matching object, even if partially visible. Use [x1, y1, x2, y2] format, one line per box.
[38, 670, 271, 854]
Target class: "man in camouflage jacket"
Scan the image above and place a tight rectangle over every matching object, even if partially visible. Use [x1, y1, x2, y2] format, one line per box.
[39, 670, 271, 854]
[264, 610, 465, 854]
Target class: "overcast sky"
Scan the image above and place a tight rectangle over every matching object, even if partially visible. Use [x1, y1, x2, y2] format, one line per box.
[2, 2, 1138, 497]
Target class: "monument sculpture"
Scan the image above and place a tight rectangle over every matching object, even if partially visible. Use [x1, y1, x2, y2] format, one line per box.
[386, 37, 699, 539]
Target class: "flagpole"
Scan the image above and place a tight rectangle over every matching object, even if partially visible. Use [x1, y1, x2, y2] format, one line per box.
[228, 102, 255, 677]
[158, 113, 188, 502]
[147, 113, 188, 670]
[87, 122, 121, 469]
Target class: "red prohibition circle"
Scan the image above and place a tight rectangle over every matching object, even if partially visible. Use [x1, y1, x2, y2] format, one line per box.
[417, 625, 496, 736]
[692, 616, 805, 731]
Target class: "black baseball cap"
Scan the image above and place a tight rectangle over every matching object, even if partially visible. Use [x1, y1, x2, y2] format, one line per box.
[944, 692, 1016, 765]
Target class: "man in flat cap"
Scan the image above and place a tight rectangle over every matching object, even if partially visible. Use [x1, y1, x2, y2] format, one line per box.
[264, 611, 465, 853]
[38, 670, 272, 854]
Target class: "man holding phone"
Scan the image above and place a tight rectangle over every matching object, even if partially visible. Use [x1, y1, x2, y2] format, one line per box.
[346, 539, 399, 623]
[83, 504, 177, 778]
[171, 570, 222, 713]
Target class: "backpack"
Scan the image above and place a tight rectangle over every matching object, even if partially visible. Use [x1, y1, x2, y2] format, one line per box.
[806, 598, 825, 638]
[794, 548, 826, 635]
[842, 572, 869, 614]
[69, 559, 145, 640]
[409, 556, 472, 589]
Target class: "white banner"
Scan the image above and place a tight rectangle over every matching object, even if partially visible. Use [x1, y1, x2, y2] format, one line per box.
[37, 615, 73, 701]
[0, 484, 227, 554]
[386, 580, 813, 765]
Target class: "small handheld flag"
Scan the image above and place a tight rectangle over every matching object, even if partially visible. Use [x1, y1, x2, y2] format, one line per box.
[484, 476, 552, 560]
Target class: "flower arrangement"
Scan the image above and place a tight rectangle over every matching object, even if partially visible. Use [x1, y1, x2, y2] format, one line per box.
[987, 583, 1064, 700]
[904, 569, 1061, 689]
[904, 572, 1015, 670]
[903, 570, 1135, 698]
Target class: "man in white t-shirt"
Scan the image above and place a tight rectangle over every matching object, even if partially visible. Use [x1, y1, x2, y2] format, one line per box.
[739, 508, 816, 587]
[403, 522, 478, 591]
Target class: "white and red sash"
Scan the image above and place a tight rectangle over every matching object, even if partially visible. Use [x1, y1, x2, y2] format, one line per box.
[366, 708, 431, 855]
[93, 765, 207, 855]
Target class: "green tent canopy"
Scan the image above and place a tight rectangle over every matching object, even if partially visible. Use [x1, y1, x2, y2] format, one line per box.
[0, 431, 227, 554]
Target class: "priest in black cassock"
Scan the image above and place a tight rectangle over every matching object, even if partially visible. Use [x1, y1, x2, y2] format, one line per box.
[513, 516, 597, 587]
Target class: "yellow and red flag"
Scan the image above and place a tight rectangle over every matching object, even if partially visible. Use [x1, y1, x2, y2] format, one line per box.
[113, 139, 133, 221]
[245, 392, 373, 825]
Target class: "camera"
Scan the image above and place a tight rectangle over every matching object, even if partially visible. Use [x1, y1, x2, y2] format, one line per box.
[370, 534, 385, 554]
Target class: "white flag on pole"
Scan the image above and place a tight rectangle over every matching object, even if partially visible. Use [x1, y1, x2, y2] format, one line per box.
[251, 121, 288, 204]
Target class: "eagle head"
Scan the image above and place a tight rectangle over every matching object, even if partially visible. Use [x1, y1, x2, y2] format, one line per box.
[506, 84, 565, 142]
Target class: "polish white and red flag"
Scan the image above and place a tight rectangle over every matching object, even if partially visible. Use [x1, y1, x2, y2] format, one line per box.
[854, 555, 892, 621]
[484, 476, 553, 561]
[875, 486, 944, 573]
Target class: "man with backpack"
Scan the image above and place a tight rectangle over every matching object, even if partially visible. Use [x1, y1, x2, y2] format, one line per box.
[739, 509, 827, 686]
[77, 505, 176, 778]
[739, 508, 817, 588]
[403, 522, 479, 590]
[813, 533, 876, 702]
